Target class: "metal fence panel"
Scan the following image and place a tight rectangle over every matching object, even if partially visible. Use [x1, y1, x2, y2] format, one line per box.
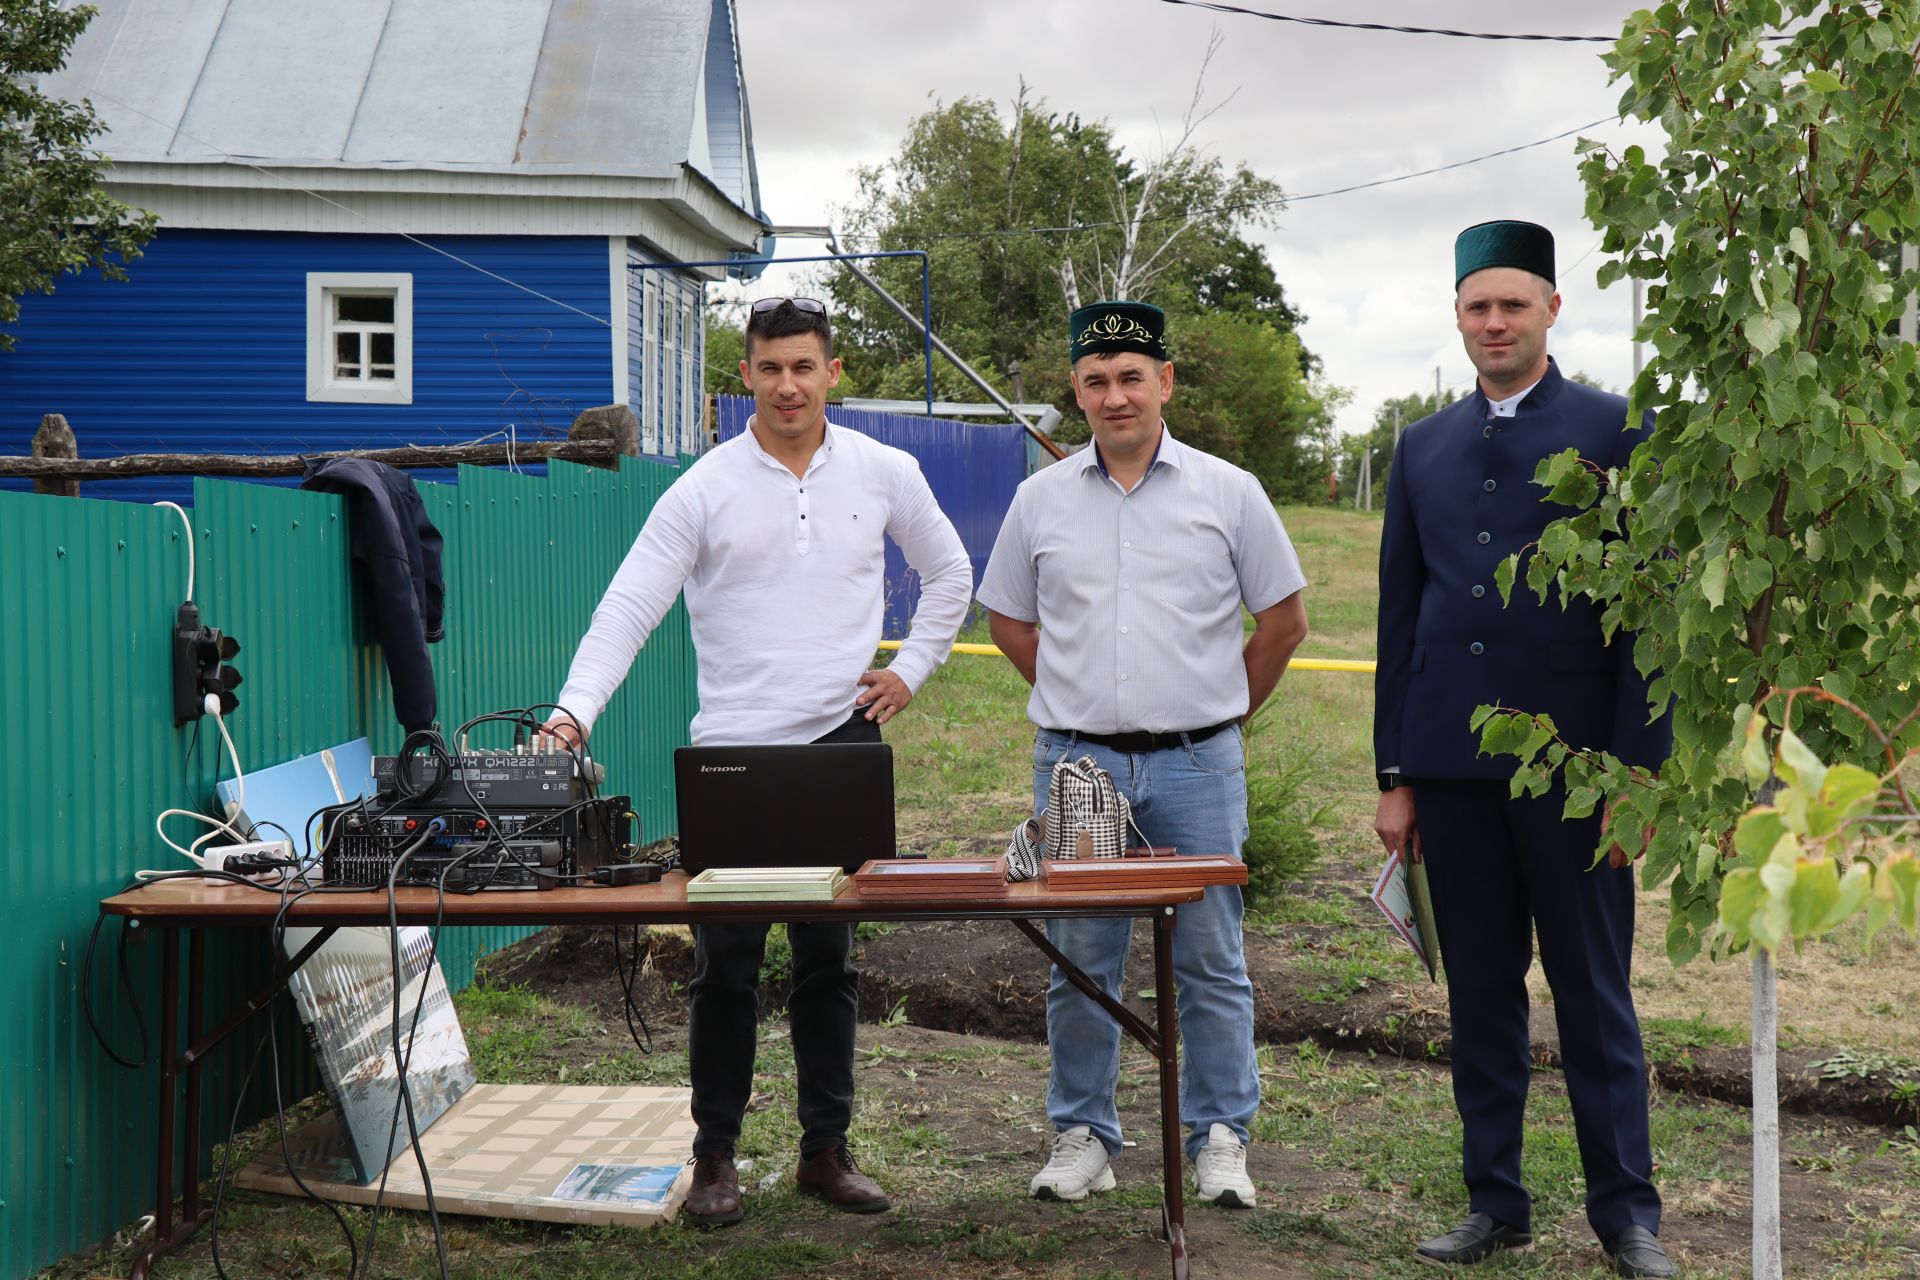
[0, 456, 694, 1279]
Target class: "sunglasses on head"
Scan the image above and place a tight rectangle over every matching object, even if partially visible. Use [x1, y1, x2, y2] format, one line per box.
[749, 296, 826, 315]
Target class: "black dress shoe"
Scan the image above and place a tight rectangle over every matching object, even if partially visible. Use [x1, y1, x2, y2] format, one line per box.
[1414, 1212, 1533, 1264]
[1603, 1226, 1677, 1278]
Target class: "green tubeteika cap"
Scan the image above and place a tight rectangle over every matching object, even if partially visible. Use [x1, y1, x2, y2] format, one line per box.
[1454, 220, 1555, 288]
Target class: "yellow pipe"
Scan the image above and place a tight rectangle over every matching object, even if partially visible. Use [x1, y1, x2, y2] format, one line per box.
[878, 640, 1376, 673]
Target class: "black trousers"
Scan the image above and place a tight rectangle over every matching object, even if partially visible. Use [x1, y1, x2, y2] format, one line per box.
[1414, 778, 1661, 1240]
[687, 709, 876, 1158]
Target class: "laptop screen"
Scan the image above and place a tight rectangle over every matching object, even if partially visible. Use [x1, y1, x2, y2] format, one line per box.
[673, 743, 896, 874]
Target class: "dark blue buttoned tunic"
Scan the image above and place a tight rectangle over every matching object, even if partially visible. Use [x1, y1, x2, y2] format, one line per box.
[1375, 358, 1670, 777]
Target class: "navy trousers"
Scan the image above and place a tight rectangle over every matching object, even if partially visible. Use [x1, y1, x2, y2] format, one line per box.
[1413, 779, 1661, 1240]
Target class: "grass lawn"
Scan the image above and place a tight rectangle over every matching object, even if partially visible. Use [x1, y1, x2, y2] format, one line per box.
[47, 506, 1920, 1280]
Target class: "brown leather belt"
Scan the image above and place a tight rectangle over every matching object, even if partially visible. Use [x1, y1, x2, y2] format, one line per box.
[1052, 719, 1240, 754]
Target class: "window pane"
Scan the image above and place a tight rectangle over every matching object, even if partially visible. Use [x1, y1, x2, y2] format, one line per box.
[335, 332, 361, 366]
[336, 294, 395, 323]
[370, 332, 394, 364]
[368, 365, 395, 380]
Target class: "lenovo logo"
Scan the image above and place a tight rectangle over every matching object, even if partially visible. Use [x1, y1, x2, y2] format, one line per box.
[699, 765, 748, 773]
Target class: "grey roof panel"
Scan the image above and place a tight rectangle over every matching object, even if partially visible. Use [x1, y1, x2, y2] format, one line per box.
[345, 0, 551, 165]
[55, 0, 230, 157]
[40, 0, 750, 212]
[517, 0, 700, 170]
[172, 0, 391, 160]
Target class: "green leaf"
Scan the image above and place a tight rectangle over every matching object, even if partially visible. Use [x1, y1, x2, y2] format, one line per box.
[1718, 867, 1766, 947]
[1741, 712, 1772, 785]
[1753, 861, 1795, 951]
[1883, 852, 1920, 935]
[1820, 861, 1872, 934]
[1787, 226, 1811, 261]
[1804, 67, 1843, 93]
[1733, 808, 1787, 863]
[1701, 553, 1729, 608]
[1564, 785, 1602, 820]
[1786, 857, 1840, 940]
[1775, 726, 1829, 795]
[1806, 762, 1882, 837]
[1494, 554, 1518, 607]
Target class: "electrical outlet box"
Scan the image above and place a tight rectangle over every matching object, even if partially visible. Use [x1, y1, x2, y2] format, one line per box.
[171, 602, 242, 726]
[201, 839, 294, 873]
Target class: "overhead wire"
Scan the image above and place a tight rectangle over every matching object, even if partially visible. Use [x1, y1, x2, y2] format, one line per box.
[1146, 0, 1794, 43]
[1147, 0, 1620, 40]
[841, 116, 1620, 249]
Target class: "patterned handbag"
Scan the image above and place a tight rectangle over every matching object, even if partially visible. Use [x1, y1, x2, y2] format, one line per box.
[1005, 754, 1135, 881]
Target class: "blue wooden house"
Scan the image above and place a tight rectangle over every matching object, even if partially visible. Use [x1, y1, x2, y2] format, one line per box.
[3, 0, 768, 502]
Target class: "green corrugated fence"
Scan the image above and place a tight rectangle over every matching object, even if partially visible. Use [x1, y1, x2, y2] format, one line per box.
[0, 457, 696, 1280]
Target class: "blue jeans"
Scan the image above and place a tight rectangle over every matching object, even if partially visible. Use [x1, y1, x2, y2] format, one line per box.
[1032, 727, 1258, 1161]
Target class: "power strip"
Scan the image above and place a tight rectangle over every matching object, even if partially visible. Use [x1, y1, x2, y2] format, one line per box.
[202, 839, 295, 873]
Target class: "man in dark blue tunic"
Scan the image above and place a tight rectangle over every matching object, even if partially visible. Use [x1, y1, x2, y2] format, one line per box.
[1372, 221, 1675, 1278]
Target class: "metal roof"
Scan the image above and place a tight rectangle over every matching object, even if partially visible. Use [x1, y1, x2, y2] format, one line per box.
[45, 0, 760, 214]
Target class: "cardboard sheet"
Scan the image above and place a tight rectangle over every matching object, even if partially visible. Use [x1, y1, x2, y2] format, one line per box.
[236, 1083, 695, 1226]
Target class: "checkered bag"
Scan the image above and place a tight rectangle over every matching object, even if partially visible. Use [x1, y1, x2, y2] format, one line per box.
[1005, 754, 1134, 881]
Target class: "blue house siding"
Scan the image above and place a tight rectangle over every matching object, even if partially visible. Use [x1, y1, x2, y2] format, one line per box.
[1, 230, 617, 504]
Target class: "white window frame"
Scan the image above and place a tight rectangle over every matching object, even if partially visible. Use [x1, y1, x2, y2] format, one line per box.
[306, 272, 413, 404]
[680, 292, 699, 454]
[640, 274, 661, 453]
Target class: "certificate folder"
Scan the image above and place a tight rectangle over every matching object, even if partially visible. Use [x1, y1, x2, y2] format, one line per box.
[1038, 855, 1247, 891]
[853, 856, 1008, 899]
[684, 866, 849, 902]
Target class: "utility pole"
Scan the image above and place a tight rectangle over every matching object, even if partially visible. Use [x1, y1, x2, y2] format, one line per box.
[1902, 244, 1918, 346]
[1632, 276, 1645, 380]
[1435, 365, 1443, 405]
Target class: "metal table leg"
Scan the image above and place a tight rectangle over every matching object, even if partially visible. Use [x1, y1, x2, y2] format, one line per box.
[1153, 907, 1187, 1280]
[128, 924, 337, 1280]
[1012, 911, 1187, 1280]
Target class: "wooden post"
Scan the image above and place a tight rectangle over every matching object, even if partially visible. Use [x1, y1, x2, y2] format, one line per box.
[32, 414, 80, 497]
[567, 404, 640, 467]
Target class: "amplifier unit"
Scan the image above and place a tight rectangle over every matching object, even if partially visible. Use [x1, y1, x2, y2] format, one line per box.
[321, 745, 632, 889]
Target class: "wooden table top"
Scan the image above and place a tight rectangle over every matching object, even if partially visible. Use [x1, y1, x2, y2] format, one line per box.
[101, 871, 1207, 928]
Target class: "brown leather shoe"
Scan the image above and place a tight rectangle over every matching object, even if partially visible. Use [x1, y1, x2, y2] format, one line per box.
[682, 1150, 743, 1227]
[795, 1145, 891, 1214]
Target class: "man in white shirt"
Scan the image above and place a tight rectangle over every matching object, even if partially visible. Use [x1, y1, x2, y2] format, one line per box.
[545, 298, 971, 1227]
[978, 300, 1309, 1210]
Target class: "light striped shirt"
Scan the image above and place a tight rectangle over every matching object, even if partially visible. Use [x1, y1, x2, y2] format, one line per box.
[978, 427, 1306, 734]
[557, 419, 972, 746]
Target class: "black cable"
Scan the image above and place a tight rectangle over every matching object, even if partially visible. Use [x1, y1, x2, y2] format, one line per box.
[262, 891, 362, 1277]
[610, 926, 654, 1055]
[208, 1030, 271, 1280]
[841, 117, 1619, 250]
[81, 914, 148, 1069]
[1146, 0, 1796, 42]
[1149, 0, 1618, 40]
[360, 821, 451, 1280]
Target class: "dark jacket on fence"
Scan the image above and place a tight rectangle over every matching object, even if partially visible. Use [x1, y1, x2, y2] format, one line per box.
[299, 457, 445, 731]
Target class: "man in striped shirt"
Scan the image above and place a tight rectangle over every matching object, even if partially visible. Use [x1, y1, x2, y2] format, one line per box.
[978, 300, 1308, 1209]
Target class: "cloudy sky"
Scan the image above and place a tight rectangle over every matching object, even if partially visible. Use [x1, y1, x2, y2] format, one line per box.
[730, 0, 1666, 435]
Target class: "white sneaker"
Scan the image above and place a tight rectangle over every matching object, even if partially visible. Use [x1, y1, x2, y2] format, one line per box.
[1029, 1125, 1116, 1201]
[1194, 1123, 1256, 1208]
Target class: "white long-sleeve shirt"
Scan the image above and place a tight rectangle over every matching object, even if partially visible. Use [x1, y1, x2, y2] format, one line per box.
[557, 418, 974, 745]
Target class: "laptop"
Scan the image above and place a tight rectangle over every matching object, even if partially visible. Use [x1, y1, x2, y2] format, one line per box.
[673, 743, 896, 874]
